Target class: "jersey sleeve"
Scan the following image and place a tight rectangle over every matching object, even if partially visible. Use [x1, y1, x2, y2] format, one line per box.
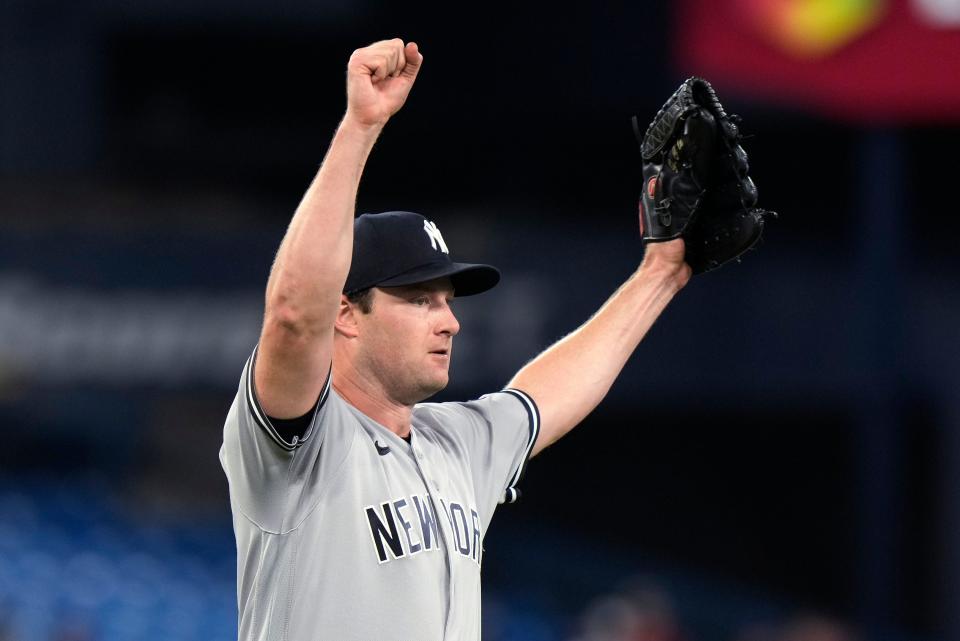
[428, 388, 540, 513]
[219, 345, 350, 533]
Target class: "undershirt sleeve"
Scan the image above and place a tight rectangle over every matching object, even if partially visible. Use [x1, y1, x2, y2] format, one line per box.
[269, 410, 315, 444]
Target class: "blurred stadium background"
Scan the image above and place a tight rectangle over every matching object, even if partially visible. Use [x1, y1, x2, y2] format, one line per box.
[2, 0, 959, 639]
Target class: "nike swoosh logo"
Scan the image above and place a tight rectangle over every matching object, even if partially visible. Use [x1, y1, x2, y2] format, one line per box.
[374, 440, 390, 456]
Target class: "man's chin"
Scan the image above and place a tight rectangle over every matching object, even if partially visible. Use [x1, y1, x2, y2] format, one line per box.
[404, 376, 450, 405]
[408, 376, 449, 404]
[426, 375, 449, 397]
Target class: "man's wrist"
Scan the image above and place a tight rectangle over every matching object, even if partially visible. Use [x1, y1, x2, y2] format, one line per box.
[637, 255, 691, 291]
[338, 113, 386, 141]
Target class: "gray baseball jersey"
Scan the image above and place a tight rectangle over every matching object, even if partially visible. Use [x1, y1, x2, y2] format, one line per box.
[220, 346, 540, 641]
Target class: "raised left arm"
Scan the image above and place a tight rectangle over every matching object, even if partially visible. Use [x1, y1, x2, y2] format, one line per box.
[508, 239, 690, 456]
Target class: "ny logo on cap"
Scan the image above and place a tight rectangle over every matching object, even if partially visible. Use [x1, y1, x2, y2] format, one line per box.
[423, 220, 449, 254]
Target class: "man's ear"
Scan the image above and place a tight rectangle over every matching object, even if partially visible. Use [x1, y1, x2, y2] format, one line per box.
[334, 295, 361, 338]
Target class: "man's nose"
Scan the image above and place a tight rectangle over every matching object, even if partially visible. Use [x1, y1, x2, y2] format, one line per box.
[438, 303, 460, 336]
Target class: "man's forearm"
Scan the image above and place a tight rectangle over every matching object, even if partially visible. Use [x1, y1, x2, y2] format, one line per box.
[264, 116, 383, 323]
[510, 252, 689, 455]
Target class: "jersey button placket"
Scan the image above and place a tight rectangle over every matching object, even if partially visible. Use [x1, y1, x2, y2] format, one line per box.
[410, 436, 439, 492]
[409, 434, 457, 637]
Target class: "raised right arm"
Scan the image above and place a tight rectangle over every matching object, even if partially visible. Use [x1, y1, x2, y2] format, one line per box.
[255, 39, 423, 419]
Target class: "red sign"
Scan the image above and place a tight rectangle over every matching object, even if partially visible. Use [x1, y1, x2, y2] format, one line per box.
[677, 0, 960, 122]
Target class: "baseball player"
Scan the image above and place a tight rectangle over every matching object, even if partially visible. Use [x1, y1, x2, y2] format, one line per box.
[220, 38, 691, 640]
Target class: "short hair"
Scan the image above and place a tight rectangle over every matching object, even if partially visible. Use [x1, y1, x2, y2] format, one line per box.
[346, 287, 373, 314]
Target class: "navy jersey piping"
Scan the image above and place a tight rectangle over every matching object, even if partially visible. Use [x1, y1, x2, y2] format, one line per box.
[500, 388, 541, 503]
[244, 344, 331, 451]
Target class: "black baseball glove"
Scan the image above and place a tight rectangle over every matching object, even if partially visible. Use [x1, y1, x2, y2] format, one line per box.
[633, 77, 774, 274]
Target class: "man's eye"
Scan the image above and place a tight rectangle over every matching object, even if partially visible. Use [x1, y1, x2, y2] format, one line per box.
[414, 297, 429, 306]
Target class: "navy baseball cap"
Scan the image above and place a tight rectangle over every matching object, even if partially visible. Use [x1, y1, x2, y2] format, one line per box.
[343, 211, 501, 297]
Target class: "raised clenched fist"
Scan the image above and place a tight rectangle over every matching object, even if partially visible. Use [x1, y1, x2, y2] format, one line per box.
[345, 38, 423, 128]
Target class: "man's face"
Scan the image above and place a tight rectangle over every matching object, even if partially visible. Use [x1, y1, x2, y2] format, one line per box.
[353, 277, 460, 405]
